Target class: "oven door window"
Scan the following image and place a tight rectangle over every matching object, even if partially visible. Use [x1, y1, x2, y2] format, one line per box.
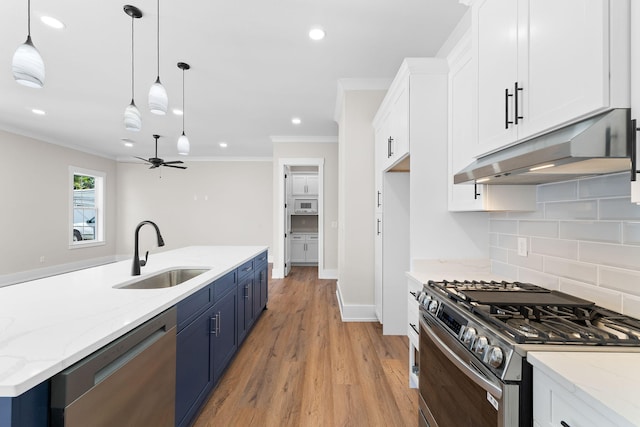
[420, 325, 500, 427]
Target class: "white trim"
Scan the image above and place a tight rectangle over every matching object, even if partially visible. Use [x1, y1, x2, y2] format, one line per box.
[0, 256, 118, 288]
[269, 136, 338, 144]
[334, 78, 392, 122]
[277, 158, 325, 281]
[318, 268, 338, 280]
[271, 267, 284, 279]
[335, 282, 377, 322]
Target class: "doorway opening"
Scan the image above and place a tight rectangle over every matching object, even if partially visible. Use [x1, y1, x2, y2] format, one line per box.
[275, 158, 324, 279]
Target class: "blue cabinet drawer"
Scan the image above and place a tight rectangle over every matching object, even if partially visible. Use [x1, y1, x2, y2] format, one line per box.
[213, 270, 237, 301]
[237, 259, 254, 279]
[254, 251, 268, 268]
[177, 285, 212, 331]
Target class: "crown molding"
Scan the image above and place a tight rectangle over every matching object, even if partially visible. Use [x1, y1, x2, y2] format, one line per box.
[270, 135, 338, 144]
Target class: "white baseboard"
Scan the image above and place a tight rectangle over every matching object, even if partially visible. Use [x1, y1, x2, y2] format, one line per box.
[271, 267, 284, 279]
[319, 268, 338, 279]
[335, 280, 377, 322]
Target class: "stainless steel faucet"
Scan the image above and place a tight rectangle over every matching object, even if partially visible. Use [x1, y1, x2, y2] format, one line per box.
[132, 220, 165, 275]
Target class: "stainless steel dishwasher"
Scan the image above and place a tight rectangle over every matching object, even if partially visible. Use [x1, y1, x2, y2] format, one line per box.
[50, 307, 177, 427]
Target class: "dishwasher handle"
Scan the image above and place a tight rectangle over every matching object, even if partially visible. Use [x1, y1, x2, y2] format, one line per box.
[51, 307, 177, 408]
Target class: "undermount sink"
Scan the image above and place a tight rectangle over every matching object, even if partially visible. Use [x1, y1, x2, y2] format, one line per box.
[115, 268, 210, 290]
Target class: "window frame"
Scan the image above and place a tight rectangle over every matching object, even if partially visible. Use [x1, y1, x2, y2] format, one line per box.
[69, 166, 106, 248]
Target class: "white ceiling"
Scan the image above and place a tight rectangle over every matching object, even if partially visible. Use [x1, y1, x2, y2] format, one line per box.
[0, 0, 467, 161]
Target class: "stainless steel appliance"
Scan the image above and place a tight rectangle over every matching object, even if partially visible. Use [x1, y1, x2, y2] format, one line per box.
[51, 307, 177, 427]
[416, 280, 640, 427]
[293, 198, 318, 214]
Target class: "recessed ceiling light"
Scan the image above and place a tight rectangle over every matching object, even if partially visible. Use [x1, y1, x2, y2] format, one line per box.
[31, 109, 46, 115]
[308, 27, 325, 41]
[121, 138, 135, 147]
[172, 108, 183, 116]
[291, 117, 301, 125]
[219, 142, 228, 148]
[41, 16, 65, 29]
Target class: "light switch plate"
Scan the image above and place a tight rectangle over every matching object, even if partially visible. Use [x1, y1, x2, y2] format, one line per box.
[517, 237, 528, 257]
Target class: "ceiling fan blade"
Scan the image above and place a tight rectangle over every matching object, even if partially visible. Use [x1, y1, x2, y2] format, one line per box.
[163, 160, 184, 165]
[162, 164, 187, 169]
[149, 165, 159, 169]
[134, 156, 152, 164]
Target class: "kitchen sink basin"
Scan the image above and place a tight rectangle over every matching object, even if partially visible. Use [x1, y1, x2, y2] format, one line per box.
[115, 268, 210, 289]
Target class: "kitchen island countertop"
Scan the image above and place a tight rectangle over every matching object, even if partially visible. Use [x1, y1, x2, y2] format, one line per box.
[0, 245, 267, 397]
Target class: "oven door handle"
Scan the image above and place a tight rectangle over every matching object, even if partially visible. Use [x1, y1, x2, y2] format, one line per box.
[422, 317, 503, 399]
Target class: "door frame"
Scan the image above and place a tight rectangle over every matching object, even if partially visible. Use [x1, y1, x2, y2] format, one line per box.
[273, 158, 324, 278]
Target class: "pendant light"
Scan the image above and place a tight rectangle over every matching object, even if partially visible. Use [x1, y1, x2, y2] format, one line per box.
[176, 62, 190, 155]
[148, 0, 168, 115]
[12, 0, 45, 88]
[123, 5, 142, 132]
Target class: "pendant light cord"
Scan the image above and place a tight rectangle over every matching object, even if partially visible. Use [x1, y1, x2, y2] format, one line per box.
[156, 0, 160, 78]
[182, 68, 185, 132]
[27, 0, 31, 36]
[131, 14, 135, 100]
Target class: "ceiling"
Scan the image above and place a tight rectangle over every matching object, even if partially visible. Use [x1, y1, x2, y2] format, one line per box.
[0, 0, 467, 161]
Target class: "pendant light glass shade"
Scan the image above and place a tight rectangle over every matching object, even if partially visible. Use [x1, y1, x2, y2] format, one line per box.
[123, 5, 142, 132]
[124, 100, 142, 131]
[177, 132, 190, 155]
[149, 77, 168, 115]
[13, 0, 44, 88]
[149, 0, 167, 115]
[177, 62, 191, 155]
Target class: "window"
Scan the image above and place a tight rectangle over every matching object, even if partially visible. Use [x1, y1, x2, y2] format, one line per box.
[70, 167, 105, 247]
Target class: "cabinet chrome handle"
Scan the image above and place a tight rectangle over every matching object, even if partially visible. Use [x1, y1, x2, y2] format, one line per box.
[244, 284, 249, 299]
[377, 191, 382, 207]
[217, 312, 221, 336]
[376, 218, 381, 235]
[387, 136, 394, 158]
[514, 82, 524, 124]
[210, 316, 218, 336]
[505, 88, 514, 129]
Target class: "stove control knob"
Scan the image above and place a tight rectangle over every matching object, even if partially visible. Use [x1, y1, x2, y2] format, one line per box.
[421, 295, 431, 308]
[427, 299, 439, 314]
[462, 327, 477, 346]
[473, 336, 489, 356]
[486, 346, 504, 368]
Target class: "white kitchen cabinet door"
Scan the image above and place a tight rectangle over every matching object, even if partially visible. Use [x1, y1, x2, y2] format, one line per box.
[374, 212, 383, 323]
[473, 0, 625, 158]
[475, 0, 519, 156]
[291, 175, 307, 196]
[386, 82, 410, 170]
[305, 176, 319, 196]
[305, 236, 318, 263]
[289, 236, 306, 263]
[374, 118, 388, 213]
[519, 0, 609, 141]
[448, 30, 536, 212]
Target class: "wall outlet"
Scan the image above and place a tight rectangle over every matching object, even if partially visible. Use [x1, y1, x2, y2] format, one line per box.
[517, 237, 528, 257]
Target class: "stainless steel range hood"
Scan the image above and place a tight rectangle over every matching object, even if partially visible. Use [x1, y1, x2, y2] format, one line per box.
[454, 109, 632, 185]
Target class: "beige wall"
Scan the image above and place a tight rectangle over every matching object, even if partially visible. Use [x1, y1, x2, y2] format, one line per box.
[272, 141, 339, 275]
[116, 160, 273, 258]
[0, 130, 118, 282]
[337, 90, 387, 305]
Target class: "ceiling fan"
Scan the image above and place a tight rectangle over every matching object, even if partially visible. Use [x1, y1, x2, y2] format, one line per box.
[135, 134, 187, 169]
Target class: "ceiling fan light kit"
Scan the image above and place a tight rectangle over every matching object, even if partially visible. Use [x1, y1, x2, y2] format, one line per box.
[13, 0, 45, 88]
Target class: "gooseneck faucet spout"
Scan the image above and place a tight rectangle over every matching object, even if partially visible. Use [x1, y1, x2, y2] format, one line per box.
[132, 220, 165, 276]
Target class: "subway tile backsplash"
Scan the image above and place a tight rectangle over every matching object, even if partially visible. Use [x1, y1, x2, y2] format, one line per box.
[489, 172, 640, 316]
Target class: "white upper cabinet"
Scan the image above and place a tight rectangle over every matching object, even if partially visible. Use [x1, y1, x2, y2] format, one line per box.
[448, 29, 536, 212]
[473, 0, 629, 157]
[291, 174, 318, 196]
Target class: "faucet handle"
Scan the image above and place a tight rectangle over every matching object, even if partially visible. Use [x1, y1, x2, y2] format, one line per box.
[140, 250, 149, 267]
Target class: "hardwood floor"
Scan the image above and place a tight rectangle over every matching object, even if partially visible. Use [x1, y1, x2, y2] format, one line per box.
[193, 266, 418, 427]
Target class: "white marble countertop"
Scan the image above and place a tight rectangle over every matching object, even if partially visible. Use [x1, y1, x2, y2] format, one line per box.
[0, 245, 266, 397]
[528, 351, 640, 427]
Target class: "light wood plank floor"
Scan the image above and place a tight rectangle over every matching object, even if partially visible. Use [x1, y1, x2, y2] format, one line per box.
[193, 266, 418, 427]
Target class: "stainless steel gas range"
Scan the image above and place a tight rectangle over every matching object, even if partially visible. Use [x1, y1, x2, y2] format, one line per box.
[416, 279, 640, 427]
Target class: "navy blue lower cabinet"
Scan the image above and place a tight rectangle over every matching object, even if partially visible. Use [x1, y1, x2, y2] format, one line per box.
[0, 381, 48, 427]
[212, 289, 237, 383]
[256, 262, 268, 310]
[237, 274, 254, 345]
[175, 307, 214, 427]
